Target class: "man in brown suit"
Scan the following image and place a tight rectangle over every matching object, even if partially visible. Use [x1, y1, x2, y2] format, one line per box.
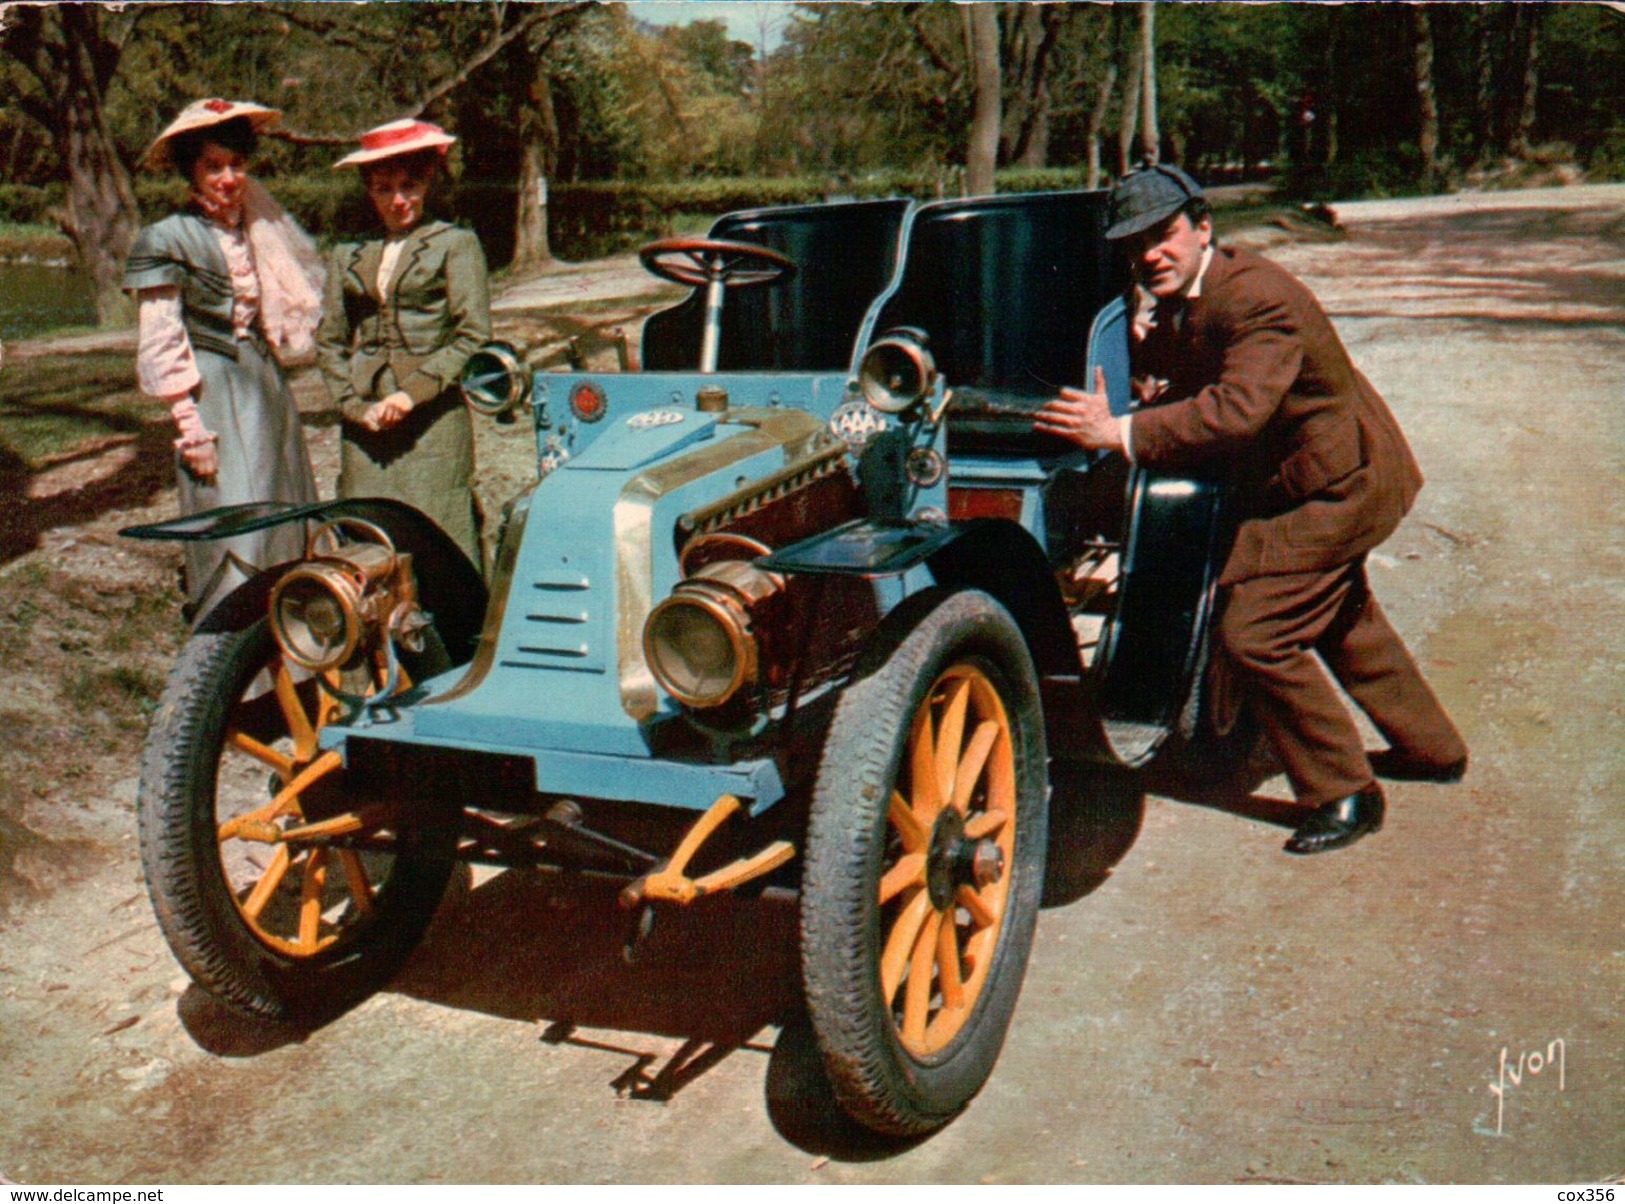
[1036, 164, 1467, 854]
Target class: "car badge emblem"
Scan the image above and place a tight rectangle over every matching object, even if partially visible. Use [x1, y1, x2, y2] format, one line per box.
[569, 381, 607, 423]
[829, 400, 889, 448]
[627, 407, 686, 430]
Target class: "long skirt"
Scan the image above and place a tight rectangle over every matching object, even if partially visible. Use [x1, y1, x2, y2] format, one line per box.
[337, 389, 481, 572]
[177, 335, 318, 619]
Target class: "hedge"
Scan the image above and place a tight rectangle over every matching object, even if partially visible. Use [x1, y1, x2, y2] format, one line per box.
[508, 167, 1096, 260]
[0, 166, 1101, 265]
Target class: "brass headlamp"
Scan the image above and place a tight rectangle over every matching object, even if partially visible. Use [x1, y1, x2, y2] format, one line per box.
[269, 519, 427, 673]
[858, 327, 936, 415]
[643, 536, 784, 710]
[459, 340, 532, 419]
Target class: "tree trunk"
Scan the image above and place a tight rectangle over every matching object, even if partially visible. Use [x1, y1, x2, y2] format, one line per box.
[1412, 5, 1441, 190]
[45, 7, 139, 326]
[1137, 1, 1158, 165]
[512, 147, 551, 269]
[1474, 5, 1501, 164]
[755, 7, 772, 171]
[1016, 96, 1052, 169]
[1085, 61, 1117, 189]
[1000, 3, 1061, 169]
[965, 4, 1002, 196]
[1324, 8, 1341, 167]
[1511, 5, 1543, 159]
[1115, 12, 1142, 177]
[512, 72, 558, 267]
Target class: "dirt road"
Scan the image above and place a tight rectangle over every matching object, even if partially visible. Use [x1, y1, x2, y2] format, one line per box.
[1, 185, 1620, 1185]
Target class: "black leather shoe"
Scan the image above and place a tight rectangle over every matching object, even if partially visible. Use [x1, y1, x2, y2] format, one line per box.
[1368, 748, 1468, 783]
[1283, 785, 1385, 855]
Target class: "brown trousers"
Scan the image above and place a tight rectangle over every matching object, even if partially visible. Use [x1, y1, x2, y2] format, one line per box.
[1218, 559, 1467, 807]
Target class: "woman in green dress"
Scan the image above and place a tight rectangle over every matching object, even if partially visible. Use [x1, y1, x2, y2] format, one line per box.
[317, 119, 492, 572]
[124, 99, 324, 619]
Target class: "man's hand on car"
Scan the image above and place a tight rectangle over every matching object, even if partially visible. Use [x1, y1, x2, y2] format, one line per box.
[1033, 366, 1125, 454]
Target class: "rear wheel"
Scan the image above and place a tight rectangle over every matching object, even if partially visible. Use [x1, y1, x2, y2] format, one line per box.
[801, 589, 1048, 1136]
[138, 618, 456, 1022]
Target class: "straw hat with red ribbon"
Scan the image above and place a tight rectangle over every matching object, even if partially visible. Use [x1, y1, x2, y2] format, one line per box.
[142, 99, 282, 170]
[333, 119, 457, 170]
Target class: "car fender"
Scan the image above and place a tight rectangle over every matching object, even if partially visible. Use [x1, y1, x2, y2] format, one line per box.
[922, 519, 1078, 682]
[127, 499, 488, 665]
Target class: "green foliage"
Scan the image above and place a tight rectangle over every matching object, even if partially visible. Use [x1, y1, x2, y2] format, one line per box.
[3, 0, 1622, 279]
[260, 174, 375, 243]
[543, 178, 829, 258]
[1586, 130, 1625, 183]
[1539, 3, 1625, 170]
[761, 4, 970, 177]
[1290, 145, 1431, 203]
[666, 19, 756, 96]
[0, 183, 65, 225]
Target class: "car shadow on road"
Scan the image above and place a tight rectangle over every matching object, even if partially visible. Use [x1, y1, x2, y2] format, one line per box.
[388, 866, 934, 1159]
[175, 986, 313, 1057]
[173, 856, 938, 1160]
[169, 773, 1163, 1163]
[393, 866, 801, 1036]
[1043, 762, 1148, 908]
[1139, 755, 1306, 832]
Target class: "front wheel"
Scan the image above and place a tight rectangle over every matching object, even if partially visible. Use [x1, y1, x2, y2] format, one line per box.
[138, 618, 457, 1023]
[801, 589, 1049, 1136]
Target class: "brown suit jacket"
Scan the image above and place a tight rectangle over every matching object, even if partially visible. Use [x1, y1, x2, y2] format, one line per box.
[1128, 246, 1423, 585]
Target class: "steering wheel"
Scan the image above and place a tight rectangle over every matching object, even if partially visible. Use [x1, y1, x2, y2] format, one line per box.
[639, 238, 796, 373]
[638, 238, 796, 290]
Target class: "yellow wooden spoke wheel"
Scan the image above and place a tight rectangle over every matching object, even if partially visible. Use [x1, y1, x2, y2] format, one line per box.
[213, 654, 399, 958]
[138, 618, 457, 1022]
[802, 589, 1048, 1138]
[877, 664, 1016, 1056]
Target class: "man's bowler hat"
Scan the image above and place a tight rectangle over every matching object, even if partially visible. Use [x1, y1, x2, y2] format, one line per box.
[1106, 162, 1206, 240]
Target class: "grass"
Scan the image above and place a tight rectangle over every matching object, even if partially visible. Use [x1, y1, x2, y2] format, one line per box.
[22, 323, 105, 341]
[0, 557, 185, 837]
[0, 563, 48, 654]
[64, 665, 167, 731]
[0, 351, 156, 469]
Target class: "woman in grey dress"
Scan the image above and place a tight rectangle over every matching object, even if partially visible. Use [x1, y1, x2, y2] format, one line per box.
[124, 99, 323, 619]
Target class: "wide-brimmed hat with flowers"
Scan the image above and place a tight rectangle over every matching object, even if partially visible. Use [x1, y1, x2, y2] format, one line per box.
[333, 119, 457, 170]
[142, 98, 282, 170]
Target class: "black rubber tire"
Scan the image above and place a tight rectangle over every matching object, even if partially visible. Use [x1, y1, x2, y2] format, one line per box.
[801, 588, 1049, 1137]
[137, 619, 456, 1023]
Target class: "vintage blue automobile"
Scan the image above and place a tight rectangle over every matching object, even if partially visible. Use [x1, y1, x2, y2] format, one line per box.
[125, 189, 1230, 1138]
